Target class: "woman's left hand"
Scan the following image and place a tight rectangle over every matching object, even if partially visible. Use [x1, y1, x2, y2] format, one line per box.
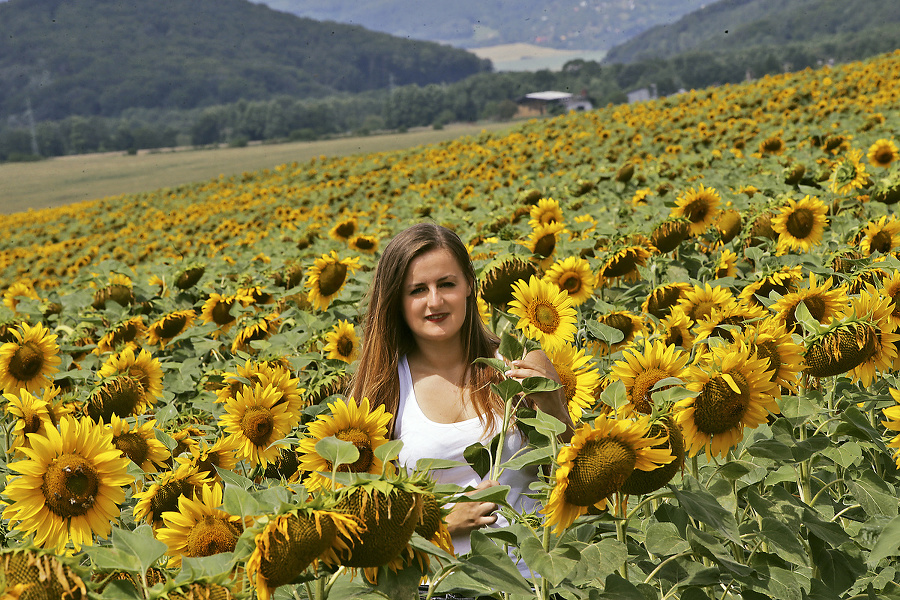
[504, 349, 574, 442]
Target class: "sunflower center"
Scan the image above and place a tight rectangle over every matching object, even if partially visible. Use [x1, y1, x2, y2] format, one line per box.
[114, 432, 150, 467]
[870, 230, 893, 255]
[689, 300, 716, 322]
[557, 367, 577, 401]
[111, 322, 139, 347]
[755, 341, 782, 380]
[693, 372, 750, 435]
[42, 454, 99, 518]
[9, 343, 44, 381]
[564, 438, 637, 506]
[785, 208, 814, 238]
[890, 291, 900, 318]
[150, 480, 190, 520]
[197, 453, 222, 480]
[334, 221, 356, 239]
[93, 376, 145, 420]
[559, 273, 582, 295]
[318, 263, 348, 297]
[647, 286, 681, 318]
[21, 408, 43, 436]
[534, 233, 557, 258]
[241, 407, 275, 446]
[354, 237, 375, 251]
[335, 428, 374, 472]
[802, 296, 828, 322]
[211, 298, 237, 325]
[683, 199, 709, 224]
[186, 515, 240, 558]
[874, 148, 894, 167]
[157, 314, 188, 339]
[336, 335, 354, 358]
[630, 368, 671, 414]
[532, 303, 561, 333]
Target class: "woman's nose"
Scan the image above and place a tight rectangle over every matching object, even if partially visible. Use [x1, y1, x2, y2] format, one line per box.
[426, 286, 441, 306]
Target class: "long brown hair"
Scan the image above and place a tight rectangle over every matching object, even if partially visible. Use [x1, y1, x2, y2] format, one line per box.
[351, 223, 502, 437]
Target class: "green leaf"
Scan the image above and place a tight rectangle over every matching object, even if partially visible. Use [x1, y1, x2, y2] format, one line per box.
[492, 378, 524, 401]
[717, 460, 755, 481]
[463, 441, 492, 479]
[586, 321, 625, 344]
[315, 436, 360, 471]
[794, 299, 825, 335]
[458, 484, 510, 505]
[868, 515, 900, 566]
[415, 458, 468, 471]
[599, 379, 627, 411]
[459, 531, 533, 595]
[521, 376, 562, 394]
[686, 526, 755, 577]
[597, 573, 646, 600]
[474, 357, 507, 374]
[760, 517, 808, 566]
[223, 483, 261, 520]
[179, 553, 236, 580]
[498, 330, 524, 362]
[821, 442, 863, 469]
[567, 538, 626, 586]
[780, 392, 820, 420]
[747, 566, 809, 600]
[518, 537, 580, 585]
[215, 466, 253, 489]
[644, 522, 689, 556]
[519, 411, 567, 437]
[791, 434, 830, 462]
[746, 437, 795, 461]
[368, 562, 426, 600]
[374, 439, 404, 464]
[671, 476, 741, 544]
[848, 471, 899, 516]
[809, 535, 865, 594]
[112, 525, 167, 576]
[500, 446, 553, 470]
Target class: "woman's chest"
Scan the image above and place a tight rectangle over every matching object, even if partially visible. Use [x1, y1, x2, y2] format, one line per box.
[411, 375, 479, 424]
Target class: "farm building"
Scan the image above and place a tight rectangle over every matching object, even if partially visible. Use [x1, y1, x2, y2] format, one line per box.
[515, 91, 593, 117]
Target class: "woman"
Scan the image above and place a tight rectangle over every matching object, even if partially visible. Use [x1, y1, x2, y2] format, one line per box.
[351, 223, 573, 556]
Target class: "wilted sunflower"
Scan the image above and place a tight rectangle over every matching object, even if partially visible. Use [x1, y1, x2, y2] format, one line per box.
[298, 396, 391, 491]
[675, 342, 779, 459]
[867, 139, 899, 169]
[771, 273, 846, 333]
[542, 414, 674, 533]
[842, 286, 900, 387]
[523, 221, 566, 259]
[770, 195, 829, 253]
[677, 284, 738, 323]
[329, 216, 358, 241]
[247, 505, 361, 600]
[3, 416, 133, 552]
[3, 282, 40, 312]
[95, 316, 146, 355]
[219, 383, 299, 467]
[0, 549, 88, 599]
[739, 265, 803, 306]
[109, 416, 170, 472]
[133, 464, 212, 527]
[732, 318, 804, 394]
[610, 340, 690, 417]
[174, 436, 241, 481]
[597, 245, 651, 287]
[528, 197, 563, 228]
[859, 215, 900, 256]
[305, 251, 361, 311]
[480, 257, 539, 307]
[546, 343, 600, 422]
[231, 313, 280, 353]
[147, 309, 196, 348]
[715, 248, 738, 278]
[156, 483, 246, 568]
[543, 256, 596, 306]
[508, 276, 577, 351]
[658, 308, 696, 350]
[642, 282, 690, 319]
[98, 347, 164, 405]
[349, 234, 379, 254]
[670, 184, 722, 236]
[324, 320, 360, 363]
[5, 389, 53, 455]
[830, 148, 869, 195]
[0, 322, 61, 394]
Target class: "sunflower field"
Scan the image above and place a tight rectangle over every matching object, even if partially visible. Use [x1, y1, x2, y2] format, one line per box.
[1, 47, 900, 600]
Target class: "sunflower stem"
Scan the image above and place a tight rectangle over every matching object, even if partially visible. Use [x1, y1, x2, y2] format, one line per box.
[316, 574, 326, 600]
[797, 421, 812, 505]
[615, 491, 629, 581]
[490, 391, 514, 481]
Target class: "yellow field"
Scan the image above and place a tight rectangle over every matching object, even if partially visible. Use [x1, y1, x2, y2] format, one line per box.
[0, 121, 516, 215]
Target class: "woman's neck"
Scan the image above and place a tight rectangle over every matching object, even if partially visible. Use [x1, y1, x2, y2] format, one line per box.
[408, 337, 467, 375]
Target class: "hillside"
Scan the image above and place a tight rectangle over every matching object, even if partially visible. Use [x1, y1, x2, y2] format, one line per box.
[258, 0, 709, 50]
[0, 0, 489, 122]
[604, 0, 900, 63]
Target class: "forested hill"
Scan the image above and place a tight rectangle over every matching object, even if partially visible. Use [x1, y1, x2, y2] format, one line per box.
[604, 0, 900, 64]
[0, 0, 490, 122]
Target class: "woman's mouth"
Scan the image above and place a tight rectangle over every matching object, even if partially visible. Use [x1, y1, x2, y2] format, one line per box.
[425, 313, 448, 322]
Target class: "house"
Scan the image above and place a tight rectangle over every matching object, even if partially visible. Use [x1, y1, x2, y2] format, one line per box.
[515, 91, 593, 117]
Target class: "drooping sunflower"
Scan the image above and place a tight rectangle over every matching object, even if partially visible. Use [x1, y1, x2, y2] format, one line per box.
[867, 139, 899, 169]
[758, 134, 787, 156]
[98, 347, 164, 405]
[156, 483, 246, 568]
[133, 464, 212, 527]
[543, 256, 596, 306]
[546, 343, 600, 422]
[715, 209, 742, 243]
[642, 282, 691, 319]
[147, 309, 196, 348]
[649, 219, 690, 253]
[174, 264, 205, 290]
[305, 251, 361, 311]
[329, 216, 358, 241]
[88, 375, 146, 422]
[297, 396, 391, 492]
[609, 340, 690, 417]
[480, 257, 539, 307]
[769, 195, 829, 253]
[508, 276, 577, 351]
[542, 414, 675, 533]
[738, 265, 804, 306]
[842, 286, 900, 387]
[771, 273, 847, 333]
[675, 342, 780, 459]
[670, 184, 722, 236]
[174, 436, 241, 481]
[523, 221, 567, 259]
[3, 416, 133, 552]
[859, 215, 900, 256]
[677, 284, 738, 323]
[714, 248, 739, 279]
[231, 313, 281, 353]
[5, 389, 53, 455]
[219, 383, 299, 468]
[349, 234, 379, 254]
[830, 148, 869, 195]
[95, 316, 146, 355]
[109, 416, 171, 472]
[528, 197, 563, 228]
[3, 282, 40, 312]
[732, 317, 804, 394]
[619, 416, 685, 496]
[597, 245, 651, 287]
[658, 308, 696, 350]
[323, 320, 360, 363]
[0, 322, 61, 394]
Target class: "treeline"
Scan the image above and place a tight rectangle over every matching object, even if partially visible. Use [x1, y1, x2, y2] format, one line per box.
[3, 32, 899, 162]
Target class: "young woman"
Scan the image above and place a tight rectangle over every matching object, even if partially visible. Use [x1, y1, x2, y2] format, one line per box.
[351, 223, 573, 556]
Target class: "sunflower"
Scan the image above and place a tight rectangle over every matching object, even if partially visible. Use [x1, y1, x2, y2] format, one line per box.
[219, 383, 299, 468]
[147, 309, 196, 348]
[642, 282, 690, 319]
[739, 265, 804, 306]
[610, 340, 690, 417]
[842, 286, 900, 387]
[0, 322, 61, 395]
[349, 234, 379, 254]
[658, 308, 696, 350]
[597, 245, 651, 286]
[631, 188, 653, 206]
[480, 257, 539, 306]
[771, 273, 847, 333]
[546, 343, 600, 422]
[528, 197, 563, 228]
[880, 271, 900, 329]
[677, 284, 737, 323]
[109, 416, 170, 472]
[305, 251, 361, 311]
[758, 134, 786, 155]
[329, 216, 358, 241]
[231, 313, 280, 353]
[508, 275, 577, 351]
[859, 215, 900, 256]
[174, 264, 205, 290]
[133, 464, 212, 527]
[297, 396, 391, 492]
[715, 248, 738, 278]
[881, 388, 900, 469]
[174, 436, 241, 481]
[95, 316, 146, 355]
[675, 342, 779, 459]
[98, 347, 163, 405]
[217, 359, 305, 414]
[867, 139, 899, 169]
[715, 209, 742, 243]
[324, 320, 360, 363]
[595, 310, 646, 355]
[543, 256, 596, 306]
[542, 414, 674, 533]
[5, 389, 53, 455]
[156, 483, 246, 568]
[692, 301, 768, 348]
[732, 317, 804, 393]
[2, 416, 133, 552]
[523, 221, 566, 259]
[3, 282, 40, 312]
[200, 293, 244, 336]
[830, 148, 869, 195]
[649, 219, 690, 254]
[670, 184, 721, 236]
[769, 195, 829, 253]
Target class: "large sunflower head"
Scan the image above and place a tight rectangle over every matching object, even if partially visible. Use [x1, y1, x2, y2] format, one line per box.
[859, 215, 900, 256]
[528, 197, 563, 228]
[97, 347, 164, 405]
[323, 320, 360, 363]
[297, 396, 391, 491]
[670, 184, 722, 236]
[771, 273, 847, 333]
[3, 282, 40, 312]
[508, 275, 578, 351]
[147, 309, 196, 348]
[546, 343, 600, 422]
[200, 293, 244, 336]
[479, 257, 539, 307]
[109, 415, 171, 472]
[219, 383, 299, 468]
[0, 322, 61, 394]
[649, 219, 691, 254]
[2, 416, 133, 552]
[731, 317, 804, 394]
[677, 284, 737, 323]
[5, 388, 53, 455]
[838, 286, 900, 386]
[770, 195, 829, 253]
[692, 301, 768, 349]
[541, 414, 675, 533]
[0, 549, 88, 599]
[305, 251, 361, 311]
[543, 256, 596, 306]
[609, 340, 690, 417]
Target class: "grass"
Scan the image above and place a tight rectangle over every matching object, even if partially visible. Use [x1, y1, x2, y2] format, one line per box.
[0, 121, 517, 215]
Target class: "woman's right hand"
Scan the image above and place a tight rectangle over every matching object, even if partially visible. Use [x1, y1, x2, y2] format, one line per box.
[445, 479, 500, 536]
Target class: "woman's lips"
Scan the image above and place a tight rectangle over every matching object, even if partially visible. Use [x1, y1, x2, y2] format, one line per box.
[425, 313, 448, 322]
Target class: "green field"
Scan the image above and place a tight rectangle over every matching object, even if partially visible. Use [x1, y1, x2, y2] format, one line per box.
[0, 121, 517, 215]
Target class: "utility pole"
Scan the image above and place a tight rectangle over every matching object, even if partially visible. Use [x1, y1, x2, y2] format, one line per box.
[26, 97, 40, 156]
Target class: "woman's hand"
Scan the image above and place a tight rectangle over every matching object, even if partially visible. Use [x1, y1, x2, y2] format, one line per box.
[446, 479, 500, 536]
[504, 349, 574, 442]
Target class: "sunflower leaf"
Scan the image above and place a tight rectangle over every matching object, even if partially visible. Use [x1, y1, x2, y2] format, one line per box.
[416, 458, 468, 471]
[498, 330, 524, 362]
[794, 299, 825, 336]
[374, 439, 404, 464]
[315, 436, 360, 471]
[519, 536, 580, 586]
[521, 376, 562, 394]
[599, 379, 628, 411]
[223, 482, 261, 519]
[111, 525, 167, 577]
[474, 357, 507, 374]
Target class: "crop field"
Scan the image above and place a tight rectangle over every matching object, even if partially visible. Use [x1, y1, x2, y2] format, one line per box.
[0, 50, 899, 600]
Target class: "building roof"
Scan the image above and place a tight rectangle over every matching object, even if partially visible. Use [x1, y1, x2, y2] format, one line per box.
[523, 91, 573, 101]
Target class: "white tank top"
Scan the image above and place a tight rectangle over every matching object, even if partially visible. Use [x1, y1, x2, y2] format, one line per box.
[395, 355, 540, 561]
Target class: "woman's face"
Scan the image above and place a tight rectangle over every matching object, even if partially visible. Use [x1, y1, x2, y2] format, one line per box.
[401, 247, 472, 347]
